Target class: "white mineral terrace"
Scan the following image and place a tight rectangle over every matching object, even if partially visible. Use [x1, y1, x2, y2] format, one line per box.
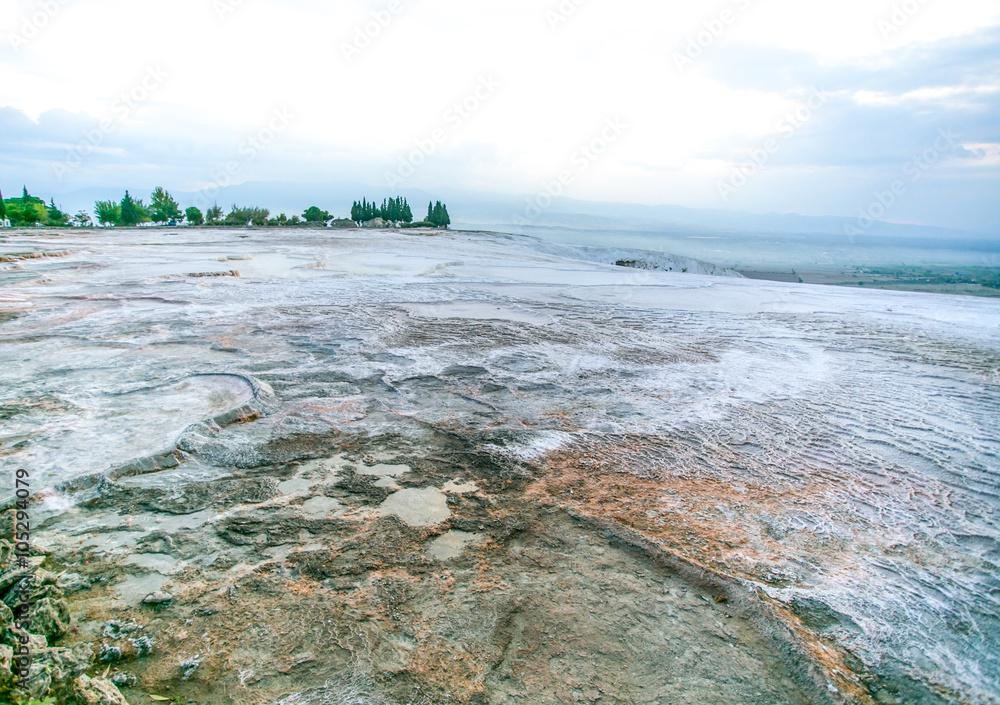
[1, 227, 998, 703]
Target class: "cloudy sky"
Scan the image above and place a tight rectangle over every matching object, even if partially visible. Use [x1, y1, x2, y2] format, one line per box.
[1, 0, 998, 232]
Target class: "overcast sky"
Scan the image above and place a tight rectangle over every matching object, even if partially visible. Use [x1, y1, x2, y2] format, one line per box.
[1, 0, 998, 232]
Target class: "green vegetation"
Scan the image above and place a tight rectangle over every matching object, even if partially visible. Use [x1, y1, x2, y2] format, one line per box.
[225, 205, 270, 226]
[268, 214, 303, 226]
[346, 197, 449, 227]
[46, 198, 67, 225]
[2, 183, 456, 231]
[119, 190, 148, 226]
[94, 200, 120, 225]
[206, 203, 224, 224]
[185, 206, 204, 226]
[859, 266, 1000, 291]
[149, 187, 182, 223]
[303, 206, 331, 223]
[426, 200, 451, 228]
[351, 197, 414, 224]
[2, 186, 65, 227]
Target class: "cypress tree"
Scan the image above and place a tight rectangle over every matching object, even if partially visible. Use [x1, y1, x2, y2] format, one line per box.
[47, 198, 65, 225]
[120, 191, 140, 226]
[0, 189, 6, 221]
[426, 201, 434, 223]
[441, 203, 451, 229]
[21, 186, 39, 224]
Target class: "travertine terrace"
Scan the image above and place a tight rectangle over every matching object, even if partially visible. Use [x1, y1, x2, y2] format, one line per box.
[1, 227, 998, 705]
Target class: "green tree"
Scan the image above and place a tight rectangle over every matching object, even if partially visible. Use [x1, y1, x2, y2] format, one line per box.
[225, 205, 269, 226]
[20, 186, 40, 225]
[94, 200, 120, 225]
[120, 191, 142, 226]
[46, 198, 67, 226]
[149, 187, 181, 223]
[303, 206, 331, 224]
[22, 203, 39, 225]
[4, 201, 22, 224]
[73, 210, 92, 227]
[135, 198, 151, 223]
[0, 189, 6, 221]
[185, 206, 204, 226]
[425, 201, 451, 228]
[4, 189, 48, 226]
[206, 203, 223, 224]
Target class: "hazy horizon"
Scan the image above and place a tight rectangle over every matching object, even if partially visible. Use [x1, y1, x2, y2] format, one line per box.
[2, 0, 999, 234]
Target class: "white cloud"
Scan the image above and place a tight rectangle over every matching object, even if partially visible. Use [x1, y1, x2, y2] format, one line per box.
[961, 142, 1000, 166]
[1, 0, 998, 229]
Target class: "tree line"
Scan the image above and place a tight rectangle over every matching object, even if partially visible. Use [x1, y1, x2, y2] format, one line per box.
[2, 185, 452, 229]
[1, 187, 70, 227]
[349, 197, 450, 228]
[351, 197, 414, 223]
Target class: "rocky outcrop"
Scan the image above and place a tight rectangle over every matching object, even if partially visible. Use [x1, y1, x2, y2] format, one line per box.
[0, 539, 109, 704]
[72, 674, 130, 705]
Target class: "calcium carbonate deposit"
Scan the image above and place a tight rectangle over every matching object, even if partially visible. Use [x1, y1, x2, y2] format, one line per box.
[1, 227, 997, 705]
